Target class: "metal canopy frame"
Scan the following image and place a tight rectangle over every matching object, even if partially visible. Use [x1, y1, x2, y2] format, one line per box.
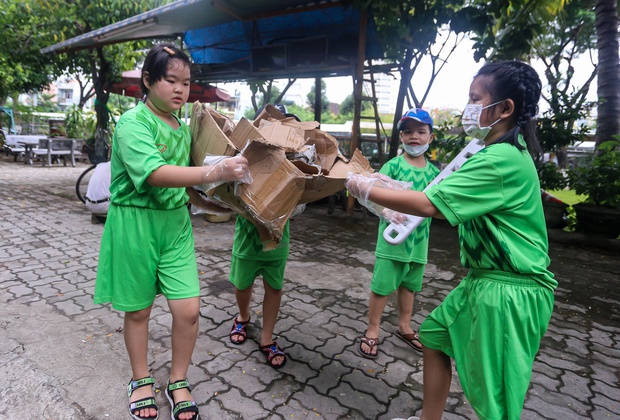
[41, 0, 383, 85]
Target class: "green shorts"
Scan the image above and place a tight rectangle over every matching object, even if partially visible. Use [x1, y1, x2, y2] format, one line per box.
[419, 269, 554, 420]
[94, 205, 200, 312]
[229, 256, 286, 291]
[371, 257, 425, 296]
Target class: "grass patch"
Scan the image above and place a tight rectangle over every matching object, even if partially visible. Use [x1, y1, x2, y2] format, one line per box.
[547, 189, 588, 206]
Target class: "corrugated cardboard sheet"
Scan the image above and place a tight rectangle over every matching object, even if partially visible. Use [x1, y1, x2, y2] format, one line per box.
[192, 103, 373, 245]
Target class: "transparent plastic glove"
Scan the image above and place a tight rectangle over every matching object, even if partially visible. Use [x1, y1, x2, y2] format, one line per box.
[203, 155, 250, 183]
[369, 172, 413, 190]
[381, 208, 408, 224]
[201, 155, 251, 192]
[345, 173, 379, 207]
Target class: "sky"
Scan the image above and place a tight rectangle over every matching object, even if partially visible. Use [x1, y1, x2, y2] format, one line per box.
[220, 38, 599, 119]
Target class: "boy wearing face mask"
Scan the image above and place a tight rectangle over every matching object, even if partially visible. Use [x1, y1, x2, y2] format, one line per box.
[358, 108, 440, 359]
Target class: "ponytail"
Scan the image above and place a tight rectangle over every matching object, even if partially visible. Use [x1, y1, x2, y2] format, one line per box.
[476, 61, 543, 162]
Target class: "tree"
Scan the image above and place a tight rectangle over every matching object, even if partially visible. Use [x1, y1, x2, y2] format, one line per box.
[357, 0, 470, 158]
[594, 0, 620, 147]
[247, 79, 296, 115]
[534, 0, 598, 167]
[0, 0, 65, 103]
[37, 0, 169, 162]
[306, 79, 330, 114]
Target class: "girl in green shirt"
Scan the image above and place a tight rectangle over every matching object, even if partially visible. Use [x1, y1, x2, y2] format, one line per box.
[94, 43, 249, 420]
[347, 61, 555, 420]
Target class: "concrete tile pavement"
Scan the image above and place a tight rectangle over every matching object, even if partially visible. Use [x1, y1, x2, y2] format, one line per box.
[0, 156, 619, 419]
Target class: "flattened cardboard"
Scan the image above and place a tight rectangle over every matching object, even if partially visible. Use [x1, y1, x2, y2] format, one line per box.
[252, 103, 286, 127]
[299, 149, 373, 204]
[190, 102, 237, 166]
[257, 119, 306, 151]
[236, 140, 306, 240]
[304, 129, 341, 171]
[229, 117, 266, 151]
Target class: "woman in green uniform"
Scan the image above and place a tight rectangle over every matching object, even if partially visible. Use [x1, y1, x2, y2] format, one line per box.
[346, 61, 556, 420]
[94, 43, 248, 420]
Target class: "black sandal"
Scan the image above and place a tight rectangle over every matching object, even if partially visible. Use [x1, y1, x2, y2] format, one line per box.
[127, 377, 158, 420]
[165, 379, 200, 420]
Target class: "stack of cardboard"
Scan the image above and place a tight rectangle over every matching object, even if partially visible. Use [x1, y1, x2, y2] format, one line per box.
[190, 103, 373, 249]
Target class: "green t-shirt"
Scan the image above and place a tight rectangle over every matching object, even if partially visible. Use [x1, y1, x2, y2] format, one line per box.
[375, 155, 440, 263]
[109, 102, 191, 209]
[232, 215, 290, 261]
[425, 137, 556, 289]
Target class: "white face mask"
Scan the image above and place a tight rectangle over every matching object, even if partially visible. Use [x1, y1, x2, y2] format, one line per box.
[461, 100, 504, 140]
[402, 142, 429, 157]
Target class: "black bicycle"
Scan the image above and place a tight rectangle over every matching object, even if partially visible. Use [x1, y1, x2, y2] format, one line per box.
[75, 163, 96, 203]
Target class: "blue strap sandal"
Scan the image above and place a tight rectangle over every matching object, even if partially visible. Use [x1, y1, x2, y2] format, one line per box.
[165, 379, 200, 420]
[127, 377, 158, 420]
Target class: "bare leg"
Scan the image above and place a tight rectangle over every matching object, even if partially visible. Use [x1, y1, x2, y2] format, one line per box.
[260, 280, 284, 366]
[420, 347, 452, 420]
[363, 291, 389, 356]
[231, 285, 253, 343]
[124, 306, 157, 419]
[168, 297, 200, 420]
[397, 286, 415, 335]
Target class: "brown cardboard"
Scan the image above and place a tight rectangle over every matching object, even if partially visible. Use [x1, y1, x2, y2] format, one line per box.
[257, 119, 306, 151]
[236, 140, 306, 240]
[191, 102, 373, 246]
[190, 102, 237, 165]
[299, 149, 372, 204]
[252, 103, 286, 127]
[304, 129, 341, 171]
[229, 117, 266, 151]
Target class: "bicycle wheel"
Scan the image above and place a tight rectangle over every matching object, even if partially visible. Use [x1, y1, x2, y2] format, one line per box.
[76, 164, 96, 203]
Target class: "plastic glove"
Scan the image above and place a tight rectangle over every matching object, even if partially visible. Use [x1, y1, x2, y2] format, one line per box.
[202, 155, 250, 184]
[370, 172, 413, 190]
[381, 208, 408, 224]
[345, 173, 379, 205]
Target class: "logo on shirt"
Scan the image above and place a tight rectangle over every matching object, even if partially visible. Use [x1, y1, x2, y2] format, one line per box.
[156, 144, 168, 154]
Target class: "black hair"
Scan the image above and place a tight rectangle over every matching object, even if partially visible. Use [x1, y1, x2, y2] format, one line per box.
[140, 43, 191, 96]
[475, 61, 543, 162]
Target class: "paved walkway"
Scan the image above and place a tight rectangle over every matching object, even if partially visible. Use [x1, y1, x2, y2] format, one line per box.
[0, 156, 619, 419]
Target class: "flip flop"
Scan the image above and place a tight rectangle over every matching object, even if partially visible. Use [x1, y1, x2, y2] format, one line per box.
[395, 330, 423, 353]
[358, 335, 379, 359]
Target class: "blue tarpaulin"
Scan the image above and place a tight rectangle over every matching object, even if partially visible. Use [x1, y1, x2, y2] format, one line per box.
[185, 7, 381, 67]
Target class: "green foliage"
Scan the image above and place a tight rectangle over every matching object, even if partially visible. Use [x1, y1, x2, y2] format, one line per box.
[306, 80, 330, 114]
[64, 105, 96, 139]
[538, 162, 569, 191]
[430, 121, 468, 165]
[568, 138, 620, 208]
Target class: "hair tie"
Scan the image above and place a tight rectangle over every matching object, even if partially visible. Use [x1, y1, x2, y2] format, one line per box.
[163, 46, 175, 55]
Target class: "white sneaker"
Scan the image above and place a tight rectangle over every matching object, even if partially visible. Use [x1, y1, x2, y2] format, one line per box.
[391, 417, 420, 420]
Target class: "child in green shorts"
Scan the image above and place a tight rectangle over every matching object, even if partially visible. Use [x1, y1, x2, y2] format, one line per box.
[228, 216, 290, 369]
[347, 61, 556, 420]
[94, 43, 249, 420]
[358, 108, 439, 359]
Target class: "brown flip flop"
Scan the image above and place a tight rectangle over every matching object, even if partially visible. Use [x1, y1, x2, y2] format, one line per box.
[395, 330, 423, 353]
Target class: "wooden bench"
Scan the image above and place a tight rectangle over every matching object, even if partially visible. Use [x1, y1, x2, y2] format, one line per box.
[31, 138, 83, 167]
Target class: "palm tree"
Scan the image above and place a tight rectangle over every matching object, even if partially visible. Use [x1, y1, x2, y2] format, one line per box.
[594, 0, 620, 146]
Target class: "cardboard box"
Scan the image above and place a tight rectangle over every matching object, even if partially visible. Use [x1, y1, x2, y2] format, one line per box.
[189, 102, 237, 165]
[191, 102, 373, 246]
